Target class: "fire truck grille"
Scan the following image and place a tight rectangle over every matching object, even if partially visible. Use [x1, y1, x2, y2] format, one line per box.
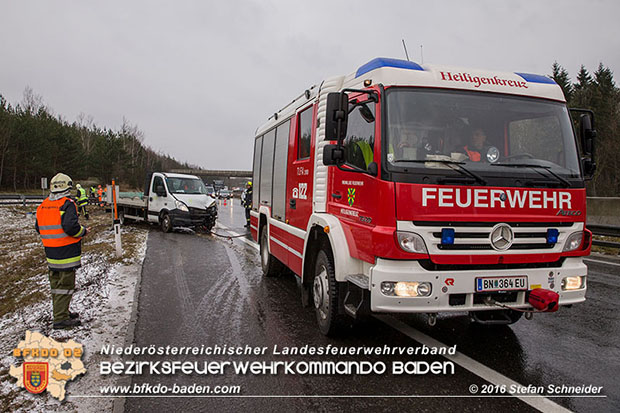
[407, 221, 583, 255]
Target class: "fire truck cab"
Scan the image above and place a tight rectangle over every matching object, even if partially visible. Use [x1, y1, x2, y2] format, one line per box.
[251, 57, 596, 335]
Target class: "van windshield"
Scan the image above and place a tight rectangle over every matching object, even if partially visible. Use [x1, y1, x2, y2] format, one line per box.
[166, 177, 208, 194]
[384, 88, 582, 186]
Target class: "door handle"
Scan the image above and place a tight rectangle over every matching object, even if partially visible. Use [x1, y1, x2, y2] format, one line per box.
[289, 199, 296, 209]
[331, 192, 342, 199]
[149, 197, 153, 202]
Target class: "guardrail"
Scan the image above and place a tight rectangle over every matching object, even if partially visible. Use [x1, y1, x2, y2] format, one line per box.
[1, 193, 618, 250]
[0, 194, 46, 206]
[588, 224, 620, 251]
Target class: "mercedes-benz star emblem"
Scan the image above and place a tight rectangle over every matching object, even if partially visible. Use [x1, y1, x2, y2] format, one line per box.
[490, 223, 514, 251]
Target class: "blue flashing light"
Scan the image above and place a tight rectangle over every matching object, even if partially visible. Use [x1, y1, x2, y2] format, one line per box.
[514, 72, 557, 85]
[441, 228, 455, 245]
[355, 57, 424, 78]
[547, 229, 559, 244]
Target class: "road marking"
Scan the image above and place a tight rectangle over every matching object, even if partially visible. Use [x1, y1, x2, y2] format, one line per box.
[217, 223, 259, 251]
[228, 221, 577, 412]
[374, 315, 572, 413]
[584, 258, 620, 268]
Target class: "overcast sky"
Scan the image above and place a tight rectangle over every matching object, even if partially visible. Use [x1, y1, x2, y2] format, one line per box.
[1, 0, 618, 171]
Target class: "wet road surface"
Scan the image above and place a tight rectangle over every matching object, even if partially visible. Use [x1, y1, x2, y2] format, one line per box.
[125, 199, 618, 412]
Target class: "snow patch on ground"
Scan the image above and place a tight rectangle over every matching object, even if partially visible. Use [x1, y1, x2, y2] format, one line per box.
[0, 207, 149, 412]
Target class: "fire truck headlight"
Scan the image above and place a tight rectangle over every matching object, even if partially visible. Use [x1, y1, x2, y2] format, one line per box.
[561, 276, 584, 290]
[380, 281, 432, 297]
[397, 231, 428, 254]
[563, 231, 583, 252]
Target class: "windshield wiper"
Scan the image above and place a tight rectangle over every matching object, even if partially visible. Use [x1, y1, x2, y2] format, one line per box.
[392, 159, 487, 186]
[491, 163, 571, 187]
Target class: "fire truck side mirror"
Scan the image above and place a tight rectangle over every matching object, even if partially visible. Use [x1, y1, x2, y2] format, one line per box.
[325, 92, 349, 141]
[323, 144, 344, 166]
[579, 114, 596, 179]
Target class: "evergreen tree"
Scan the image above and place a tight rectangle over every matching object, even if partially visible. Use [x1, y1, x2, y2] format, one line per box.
[551, 62, 573, 102]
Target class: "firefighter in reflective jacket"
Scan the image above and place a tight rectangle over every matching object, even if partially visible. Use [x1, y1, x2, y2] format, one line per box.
[35, 173, 89, 329]
[75, 183, 89, 220]
[97, 185, 104, 207]
[242, 181, 252, 228]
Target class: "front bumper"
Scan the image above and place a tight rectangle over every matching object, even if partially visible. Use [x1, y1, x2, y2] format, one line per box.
[369, 257, 587, 313]
[169, 206, 217, 227]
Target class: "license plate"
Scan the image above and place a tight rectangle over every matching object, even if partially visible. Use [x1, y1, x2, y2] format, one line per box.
[476, 276, 528, 292]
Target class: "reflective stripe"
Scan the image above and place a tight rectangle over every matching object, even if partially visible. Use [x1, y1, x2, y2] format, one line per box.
[38, 225, 63, 230]
[48, 261, 81, 269]
[60, 211, 65, 216]
[50, 289, 74, 295]
[41, 232, 70, 239]
[74, 227, 85, 237]
[47, 256, 81, 265]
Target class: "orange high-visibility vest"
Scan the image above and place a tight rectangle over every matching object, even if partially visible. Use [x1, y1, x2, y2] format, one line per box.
[464, 145, 481, 162]
[36, 197, 84, 270]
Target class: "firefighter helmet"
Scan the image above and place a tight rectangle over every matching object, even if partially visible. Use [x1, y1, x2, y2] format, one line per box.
[76, 183, 82, 189]
[247, 181, 252, 186]
[50, 173, 73, 193]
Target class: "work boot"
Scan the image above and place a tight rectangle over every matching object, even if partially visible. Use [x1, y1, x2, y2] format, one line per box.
[69, 312, 80, 319]
[53, 318, 81, 330]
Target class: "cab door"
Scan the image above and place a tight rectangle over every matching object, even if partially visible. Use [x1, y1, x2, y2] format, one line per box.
[326, 93, 381, 263]
[148, 174, 170, 222]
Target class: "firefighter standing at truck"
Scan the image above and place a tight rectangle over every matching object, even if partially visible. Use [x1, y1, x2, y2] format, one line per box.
[35, 173, 90, 329]
[242, 181, 252, 228]
[75, 184, 89, 220]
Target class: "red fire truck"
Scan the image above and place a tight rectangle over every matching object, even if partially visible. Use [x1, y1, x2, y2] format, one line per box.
[251, 57, 596, 335]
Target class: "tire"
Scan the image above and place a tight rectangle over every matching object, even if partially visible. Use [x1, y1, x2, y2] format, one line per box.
[118, 210, 132, 225]
[160, 212, 173, 233]
[313, 249, 345, 336]
[260, 227, 283, 277]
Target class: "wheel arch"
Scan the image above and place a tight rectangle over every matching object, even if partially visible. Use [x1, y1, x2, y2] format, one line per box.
[302, 213, 363, 286]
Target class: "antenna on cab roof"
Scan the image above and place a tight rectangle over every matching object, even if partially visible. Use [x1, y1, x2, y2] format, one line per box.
[401, 39, 410, 61]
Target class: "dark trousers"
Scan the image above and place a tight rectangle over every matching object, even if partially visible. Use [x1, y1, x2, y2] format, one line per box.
[49, 270, 76, 323]
[245, 207, 251, 226]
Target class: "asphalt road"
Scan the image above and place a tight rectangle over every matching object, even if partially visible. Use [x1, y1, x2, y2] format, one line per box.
[124, 199, 619, 413]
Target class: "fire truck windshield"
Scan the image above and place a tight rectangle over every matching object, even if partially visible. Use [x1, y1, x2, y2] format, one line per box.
[384, 88, 582, 187]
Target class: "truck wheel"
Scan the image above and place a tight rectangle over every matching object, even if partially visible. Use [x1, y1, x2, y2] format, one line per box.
[118, 210, 132, 225]
[161, 213, 173, 233]
[260, 227, 283, 277]
[313, 249, 345, 336]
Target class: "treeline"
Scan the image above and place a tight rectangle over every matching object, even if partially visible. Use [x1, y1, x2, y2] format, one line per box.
[0, 87, 195, 191]
[552, 62, 620, 196]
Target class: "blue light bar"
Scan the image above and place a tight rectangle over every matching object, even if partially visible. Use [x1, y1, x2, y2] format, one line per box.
[514, 72, 557, 85]
[355, 57, 424, 78]
[441, 228, 455, 245]
[547, 229, 559, 244]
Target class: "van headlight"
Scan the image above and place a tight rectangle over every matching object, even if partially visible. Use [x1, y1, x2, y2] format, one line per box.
[563, 231, 583, 252]
[175, 200, 189, 212]
[396, 231, 428, 254]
